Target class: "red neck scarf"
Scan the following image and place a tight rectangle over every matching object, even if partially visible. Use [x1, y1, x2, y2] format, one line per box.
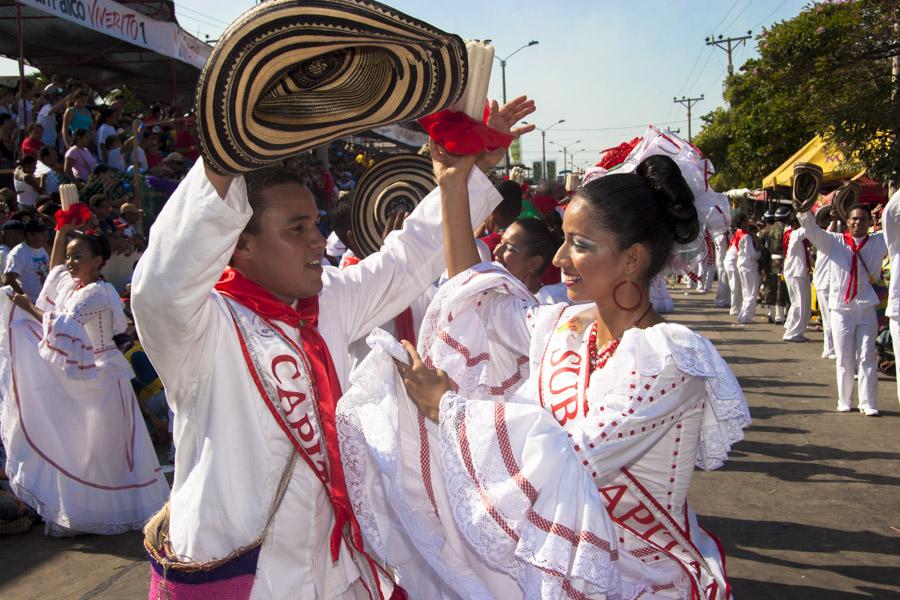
[729, 228, 746, 250]
[842, 232, 870, 302]
[783, 228, 812, 272]
[214, 267, 358, 560]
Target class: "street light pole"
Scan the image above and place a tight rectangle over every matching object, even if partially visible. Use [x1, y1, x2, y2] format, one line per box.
[524, 118, 565, 182]
[550, 140, 581, 175]
[495, 40, 539, 175]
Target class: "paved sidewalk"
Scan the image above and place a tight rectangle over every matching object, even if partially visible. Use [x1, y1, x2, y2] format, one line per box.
[1, 286, 898, 599]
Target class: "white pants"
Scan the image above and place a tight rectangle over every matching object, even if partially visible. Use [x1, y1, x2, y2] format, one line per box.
[890, 318, 900, 406]
[783, 275, 811, 339]
[714, 236, 730, 307]
[696, 257, 714, 292]
[738, 268, 759, 323]
[831, 306, 878, 411]
[816, 287, 835, 357]
[725, 265, 742, 315]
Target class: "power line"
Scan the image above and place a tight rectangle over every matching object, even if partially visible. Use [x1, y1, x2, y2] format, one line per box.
[549, 119, 688, 132]
[750, 0, 793, 30]
[722, 0, 753, 32]
[173, 1, 232, 26]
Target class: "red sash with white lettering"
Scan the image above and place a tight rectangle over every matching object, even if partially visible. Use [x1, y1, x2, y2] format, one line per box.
[537, 310, 730, 600]
[222, 296, 399, 600]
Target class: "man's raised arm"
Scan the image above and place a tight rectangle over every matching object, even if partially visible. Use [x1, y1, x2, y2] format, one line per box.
[130, 161, 250, 380]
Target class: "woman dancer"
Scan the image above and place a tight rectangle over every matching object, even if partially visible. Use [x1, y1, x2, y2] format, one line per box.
[0, 223, 168, 536]
[340, 149, 749, 599]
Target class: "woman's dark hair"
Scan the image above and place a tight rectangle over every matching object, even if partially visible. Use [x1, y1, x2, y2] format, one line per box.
[17, 155, 36, 168]
[513, 218, 562, 273]
[70, 230, 112, 263]
[577, 155, 698, 282]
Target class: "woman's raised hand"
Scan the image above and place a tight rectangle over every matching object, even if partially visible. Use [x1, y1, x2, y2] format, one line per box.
[477, 95, 536, 172]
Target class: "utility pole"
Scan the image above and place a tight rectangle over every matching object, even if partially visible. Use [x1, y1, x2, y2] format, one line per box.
[705, 31, 753, 77]
[495, 40, 539, 175]
[673, 95, 703, 142]
[550, 140, 581, 174]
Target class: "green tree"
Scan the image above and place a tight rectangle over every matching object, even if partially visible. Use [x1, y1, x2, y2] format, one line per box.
[695, 0, 899, 188]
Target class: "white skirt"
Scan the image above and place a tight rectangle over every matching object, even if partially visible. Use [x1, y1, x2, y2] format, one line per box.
[0, 304, 169, 535]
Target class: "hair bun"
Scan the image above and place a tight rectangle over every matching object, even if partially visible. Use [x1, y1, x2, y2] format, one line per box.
[635, 155, 699, 244]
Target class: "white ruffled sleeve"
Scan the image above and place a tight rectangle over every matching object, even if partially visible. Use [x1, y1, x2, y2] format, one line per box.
[38, 308, 97, 380]
[36, 265, 71, 312]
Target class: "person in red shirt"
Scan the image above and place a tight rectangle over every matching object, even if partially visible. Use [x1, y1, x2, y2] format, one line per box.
[20, 123, 44, 158]
[172, 116, 200, 163]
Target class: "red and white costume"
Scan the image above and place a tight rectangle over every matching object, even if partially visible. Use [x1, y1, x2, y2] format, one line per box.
[131, 160, 501, 599]
[0, 265, 169, 536]
[799, 211, 887, 413]
[734, 231, 760, 324]
[782, 227, 812, 341]
[339, 266, 749, 600]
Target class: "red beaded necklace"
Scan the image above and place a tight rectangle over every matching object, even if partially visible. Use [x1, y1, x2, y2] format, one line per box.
[587, 304, 654, 371]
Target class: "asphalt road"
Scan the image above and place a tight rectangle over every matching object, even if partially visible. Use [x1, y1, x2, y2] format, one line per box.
[1, 285, 898, 599]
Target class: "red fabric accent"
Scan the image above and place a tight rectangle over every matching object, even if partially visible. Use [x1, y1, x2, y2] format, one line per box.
[842, 232, 870, 303]
[21, 136, 43, 158]
[394, 307, 416, 346]
[215, 267, 356, 561]
[417, 108, 513, 156]
[781, 228, 792, 257]
[54, 202, 93, 231]
[531, 194, 559, 215]
[596, 137, 642, 169]
[728, 229, 746, 251]
[480, 232, 501, 254]
[340, 254, 361, 269]
[541, 263, 561, 285]
[782, 228, 812, 272]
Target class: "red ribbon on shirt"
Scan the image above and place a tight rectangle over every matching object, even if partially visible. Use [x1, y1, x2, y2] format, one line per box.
[340, 254, 416, 344]
[842, 232, 869, 302]
[728, 228, 746, 251]
[214, 267, 360, 560]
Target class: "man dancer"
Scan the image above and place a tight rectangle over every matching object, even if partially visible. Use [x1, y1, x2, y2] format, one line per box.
[799, 204, 887, 415]
[132, 98, 535, 597]
[782, 214, 811, 342]
[723, 212, 747, 317]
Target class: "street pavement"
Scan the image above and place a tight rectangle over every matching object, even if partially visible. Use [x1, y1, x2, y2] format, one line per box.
[1, 284, 898, 599]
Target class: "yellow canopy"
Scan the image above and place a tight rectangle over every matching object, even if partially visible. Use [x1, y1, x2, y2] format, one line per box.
[762, 135, 862, 188]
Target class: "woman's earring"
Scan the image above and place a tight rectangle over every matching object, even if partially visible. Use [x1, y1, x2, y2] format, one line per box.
[612, 280, 642, 311]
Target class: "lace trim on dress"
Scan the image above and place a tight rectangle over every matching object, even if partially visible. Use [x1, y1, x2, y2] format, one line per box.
[439, 394, 622, 600]
[616, 323, 751, 471]
[337, 336, 496, 600]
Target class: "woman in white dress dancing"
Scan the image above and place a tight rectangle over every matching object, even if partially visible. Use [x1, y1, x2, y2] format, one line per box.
[1, 223, 168, 536]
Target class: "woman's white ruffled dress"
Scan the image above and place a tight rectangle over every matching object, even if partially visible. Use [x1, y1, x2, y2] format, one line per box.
[0, 265, 169, 535]
[338, 265, 750, 600]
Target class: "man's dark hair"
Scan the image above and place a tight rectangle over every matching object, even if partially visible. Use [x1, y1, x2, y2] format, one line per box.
[89, 193, 109, 210]
[328, 196, 353, 248]
[847, 203, 872, 219]
[494, 180, 523, 227]
[243, 166, 308, 234]
[514, 218, 562, 273]
[38, 145, 55, 160]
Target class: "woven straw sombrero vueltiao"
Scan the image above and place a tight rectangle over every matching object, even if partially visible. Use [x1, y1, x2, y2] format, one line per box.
[350, 153, 435, 258]
[196, 0, 468, 175]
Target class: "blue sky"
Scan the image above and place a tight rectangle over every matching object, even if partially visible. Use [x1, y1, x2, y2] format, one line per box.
[2, 0, 808, 168]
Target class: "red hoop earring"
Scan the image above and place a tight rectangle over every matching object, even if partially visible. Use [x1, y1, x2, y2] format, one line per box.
[613, 280, 643, 311]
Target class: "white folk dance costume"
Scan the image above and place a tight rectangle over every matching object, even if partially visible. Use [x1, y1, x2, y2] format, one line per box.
[782, 227, 812, 341]
[799, 211, 887, 414]
[722, 237, 741, 317]
[131, 160, 501, 599]
[703, 201, 731, 308]
[812, 248, 836, 358]
[0, 265, 169, 536]
[880, 189, 900, 406]
[339, 265, 749, 600]
[650, 274, 674, 314]
[732, 230, 760, 323]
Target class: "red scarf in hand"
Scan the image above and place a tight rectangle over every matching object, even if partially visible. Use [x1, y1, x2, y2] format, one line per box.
[340, 254, 416, 344]
[842, 232, 869, 302]
[214, 267, 358, 560]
